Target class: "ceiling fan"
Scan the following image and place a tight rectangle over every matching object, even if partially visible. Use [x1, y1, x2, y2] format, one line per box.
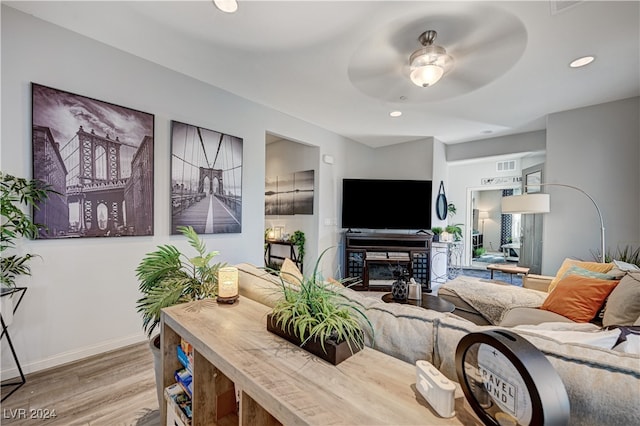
[408, 30, 454, 88]
[347, 5, 527, 103]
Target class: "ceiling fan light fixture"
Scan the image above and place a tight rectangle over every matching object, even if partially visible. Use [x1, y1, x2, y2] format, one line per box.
[410, 64, 444, 87]
[409, 30, 453, 88]
[213, 0, 238, 13]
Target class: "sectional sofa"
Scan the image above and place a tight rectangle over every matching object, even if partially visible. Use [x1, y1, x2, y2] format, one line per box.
[236, 262, 640, 426]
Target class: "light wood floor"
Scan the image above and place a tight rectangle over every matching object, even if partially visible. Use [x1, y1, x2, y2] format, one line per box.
[1, 342, 160, 425]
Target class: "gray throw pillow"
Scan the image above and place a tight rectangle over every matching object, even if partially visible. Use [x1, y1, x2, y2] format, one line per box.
[602, 272, 640, 327]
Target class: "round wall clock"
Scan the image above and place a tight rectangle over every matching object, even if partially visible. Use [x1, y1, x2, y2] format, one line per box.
[455, 330, 570, 426]
[436, 181, 448, 220]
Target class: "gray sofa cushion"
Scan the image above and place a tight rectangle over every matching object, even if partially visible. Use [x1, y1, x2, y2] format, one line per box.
[603, 271, 640, 327]
[434, 315, 640, 426]
[500, 306, 575, 327]
[237, 262, 287, 308]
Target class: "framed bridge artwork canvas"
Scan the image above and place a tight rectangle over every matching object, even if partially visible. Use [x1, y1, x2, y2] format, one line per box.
[31, 83, 154, 238]
[170, 121, 243, 234]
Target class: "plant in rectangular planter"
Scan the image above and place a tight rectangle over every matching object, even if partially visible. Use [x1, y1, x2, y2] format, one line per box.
[268, 248, 372, 365]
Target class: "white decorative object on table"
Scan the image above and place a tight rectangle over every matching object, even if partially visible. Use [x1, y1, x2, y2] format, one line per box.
[408, 278, 422, 300]
[416, 360, 455, 418]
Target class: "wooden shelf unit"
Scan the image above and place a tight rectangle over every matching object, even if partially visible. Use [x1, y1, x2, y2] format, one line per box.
[160, 297, 472, 425]
[344, 232, 432, 291]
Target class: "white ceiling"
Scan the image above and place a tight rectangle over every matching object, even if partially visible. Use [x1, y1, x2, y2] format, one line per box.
[6, 1, 639, 148]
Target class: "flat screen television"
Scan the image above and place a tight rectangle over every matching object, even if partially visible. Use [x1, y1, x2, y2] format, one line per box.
[341, 179, 432, 231]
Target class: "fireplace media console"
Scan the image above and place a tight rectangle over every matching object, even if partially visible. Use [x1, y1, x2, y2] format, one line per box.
[344, 232, 432, 292]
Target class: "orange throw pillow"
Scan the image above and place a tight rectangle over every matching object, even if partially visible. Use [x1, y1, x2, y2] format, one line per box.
[541, 275, 620, 322]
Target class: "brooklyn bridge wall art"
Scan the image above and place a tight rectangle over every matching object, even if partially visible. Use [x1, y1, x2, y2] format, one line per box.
[170, 121, 243, 234]
[31, 83, 154, 239]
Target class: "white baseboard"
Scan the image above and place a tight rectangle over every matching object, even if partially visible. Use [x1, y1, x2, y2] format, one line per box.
[1, 334, 148, 379]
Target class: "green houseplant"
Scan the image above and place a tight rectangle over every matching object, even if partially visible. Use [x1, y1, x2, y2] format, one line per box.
[136, 225, 226, 338]
[447, 202, 457, 217]
[135, 225, 225, 405]
[604, 244, 640, 268]
[289, 229, 306, 266]
[1, 172, 55, 288]
[431, 226, 444, 242]
[445, 224, 463, 242]
[473, 247, 487, 258]
[268, 248, 373, 364]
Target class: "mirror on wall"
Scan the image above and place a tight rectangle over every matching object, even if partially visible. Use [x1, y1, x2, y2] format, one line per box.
[468, 187, 521, 268]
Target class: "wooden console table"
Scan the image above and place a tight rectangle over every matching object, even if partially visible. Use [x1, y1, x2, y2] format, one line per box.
[161, 297, 478, 425]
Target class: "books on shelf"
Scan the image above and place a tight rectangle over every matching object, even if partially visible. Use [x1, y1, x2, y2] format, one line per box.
[387, 252, 410, 260]
[179, 338, 193, 372]
[365, 252, 410, 261]
[177, 345, 192, 374]
[165, 337, 194, 425]
[368, 279, 395, 286]
[366, 252, 388, 260]
[175, 368, 193, 398]
[165, 382, 192, 425]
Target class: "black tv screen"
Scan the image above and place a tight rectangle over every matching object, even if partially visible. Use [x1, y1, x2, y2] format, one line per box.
[341, 179, 432, 230]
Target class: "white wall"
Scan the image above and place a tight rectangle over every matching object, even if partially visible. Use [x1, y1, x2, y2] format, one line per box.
[431, 138, 448, 229]
[367, 138, 434, 181]
[446, 131, 546, 163]
[543, 97, 640, 274]
[0, 6, 361, 377]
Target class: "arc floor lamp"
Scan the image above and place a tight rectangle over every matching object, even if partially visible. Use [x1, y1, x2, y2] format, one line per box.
[501, 183, 605, 263]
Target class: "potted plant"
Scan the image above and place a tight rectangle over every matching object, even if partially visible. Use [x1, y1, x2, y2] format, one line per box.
[605, 244, 640, 268]
[1, 172, 55, 288]
[473, 247, 487, 258]
[135, 225, 225, 405]
[447, 202, 457, 217]
[445, 224, 463, 242]
[431, 227, 443, 242]
[289, 230, 305, 268]
[267, 248, 373, 365]
[1, 172, 55, 326]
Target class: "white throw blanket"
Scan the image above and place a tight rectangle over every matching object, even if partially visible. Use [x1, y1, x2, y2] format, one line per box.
[513, 322, 621, 349]
[441, 275, 548, 324]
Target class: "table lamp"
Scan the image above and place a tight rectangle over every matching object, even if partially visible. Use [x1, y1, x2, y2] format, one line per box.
[217, 266, 239, 304]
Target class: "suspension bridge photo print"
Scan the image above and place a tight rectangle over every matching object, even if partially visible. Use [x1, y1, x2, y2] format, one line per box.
[170, 121, 243, 234]
[31, 83, 154, 239]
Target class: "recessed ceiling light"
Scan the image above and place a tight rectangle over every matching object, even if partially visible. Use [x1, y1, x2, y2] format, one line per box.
[213, 0, 238, 13]
[569, 56, 595, 68]
[390, 111, 402, 118]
